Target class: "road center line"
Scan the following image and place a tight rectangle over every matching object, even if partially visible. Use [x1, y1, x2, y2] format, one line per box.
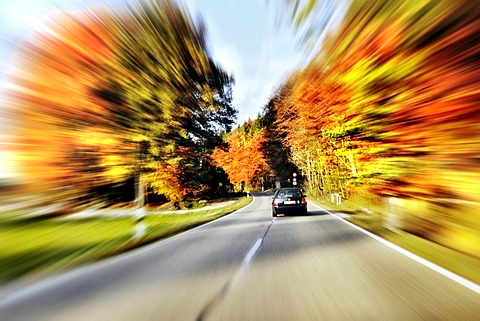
[242, 217, 275, 265]
[196, 217, 276, 321]
[243, 238, 262, 265]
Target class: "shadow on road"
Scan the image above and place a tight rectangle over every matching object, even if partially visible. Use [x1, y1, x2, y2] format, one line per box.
[276, 209, 330, 218]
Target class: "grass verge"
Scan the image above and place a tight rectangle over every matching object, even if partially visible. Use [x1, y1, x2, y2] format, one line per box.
[311, 196, 480, 285]
[0, 196, 253, 285]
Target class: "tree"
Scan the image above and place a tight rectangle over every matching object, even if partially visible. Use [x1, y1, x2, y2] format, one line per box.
[5, 0, 237, 208]
[269, 0, 480, 203]
[260, 83, 299, 188]
[91, 0, 237, 202]
[212, 120, 274, 191]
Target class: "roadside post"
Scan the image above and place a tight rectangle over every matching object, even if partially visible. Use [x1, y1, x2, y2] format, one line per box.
[133, 208, 146, 240]
[331, 193, 341, 205]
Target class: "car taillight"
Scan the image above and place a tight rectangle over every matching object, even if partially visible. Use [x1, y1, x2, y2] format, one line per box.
[272, 198, 279, 206]
[301, 197, 307, 204]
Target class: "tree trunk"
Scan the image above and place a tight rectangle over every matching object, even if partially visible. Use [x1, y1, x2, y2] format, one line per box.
[136, 172, 145, 209]
[349, 153, 358, 177]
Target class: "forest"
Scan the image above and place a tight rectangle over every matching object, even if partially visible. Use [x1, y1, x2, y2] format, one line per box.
[2, 0, 479, 257]
[211, 0, 480, 258]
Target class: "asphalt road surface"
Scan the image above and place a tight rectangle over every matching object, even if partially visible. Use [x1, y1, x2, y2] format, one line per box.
[1, 193, 479, 320]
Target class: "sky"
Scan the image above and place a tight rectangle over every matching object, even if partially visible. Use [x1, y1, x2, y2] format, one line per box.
[0, 0, 312, 124]
[187, 0, 310, 123]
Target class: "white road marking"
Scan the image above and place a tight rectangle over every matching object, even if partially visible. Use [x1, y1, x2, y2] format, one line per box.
[197, 217, 276, 320]
[233, 217, 275, 281]
[243, 238, 263, 265]
[0, 196, 259, 306]
[311, 202, 480, 295]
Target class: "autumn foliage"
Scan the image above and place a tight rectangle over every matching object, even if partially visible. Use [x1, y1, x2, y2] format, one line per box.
[267, 0, 480, 257]
[3, 0, 236, 206]
[212, 121, 273, 191]
[269, 0, 480, 202]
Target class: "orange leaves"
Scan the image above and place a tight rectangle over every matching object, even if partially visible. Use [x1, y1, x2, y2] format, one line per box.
[47, 11, 113, 62]
[212, 127, 273, 189]
[4, 9, 120, 195]
[7, 10, 115, 131]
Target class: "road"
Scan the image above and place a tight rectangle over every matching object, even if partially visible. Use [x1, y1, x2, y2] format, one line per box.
[0, 193, 479, 320]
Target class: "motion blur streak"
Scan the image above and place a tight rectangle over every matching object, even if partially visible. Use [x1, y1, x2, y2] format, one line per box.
[0, 0, 479, 319]
[0, 0, 236, 218]
[268, 0, 480, 259]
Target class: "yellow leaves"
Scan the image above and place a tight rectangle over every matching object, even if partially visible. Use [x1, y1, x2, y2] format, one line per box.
[439, 227, 480, 258]
[147, 164, 186, 202]
[337, 53, 425, 95]
[2, 0, 235, 206]
[271, 0, 480, 202]
[342, 58, 373, 82]
[102, 156, 130, 180]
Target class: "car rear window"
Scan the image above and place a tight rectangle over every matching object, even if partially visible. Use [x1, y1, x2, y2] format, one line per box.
[278, 189, 302, 198]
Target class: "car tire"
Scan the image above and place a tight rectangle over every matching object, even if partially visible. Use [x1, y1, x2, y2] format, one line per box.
[272, 209, 277, 217]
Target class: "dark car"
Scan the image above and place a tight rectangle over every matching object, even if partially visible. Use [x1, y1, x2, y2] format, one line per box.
[271, 188, 307, 217]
